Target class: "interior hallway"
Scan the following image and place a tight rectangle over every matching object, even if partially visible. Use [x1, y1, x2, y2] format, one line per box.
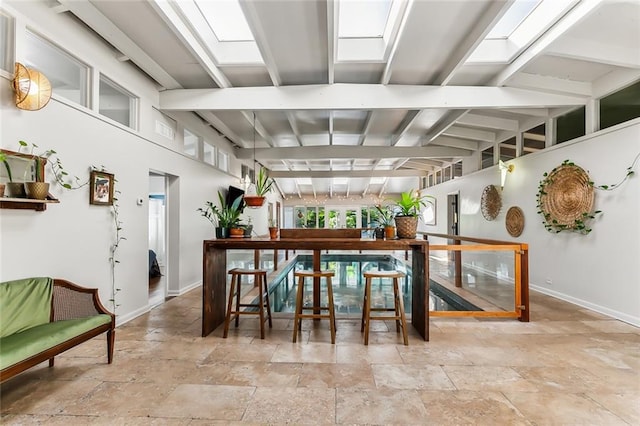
[1, 288, 638, 425]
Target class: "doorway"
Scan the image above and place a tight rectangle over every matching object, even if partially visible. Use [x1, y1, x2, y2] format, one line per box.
[148, 172, 167, 306]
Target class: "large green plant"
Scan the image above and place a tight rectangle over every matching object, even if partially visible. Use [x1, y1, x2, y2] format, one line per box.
[198, 190, 242, 229]
[393, 189, 432, 217]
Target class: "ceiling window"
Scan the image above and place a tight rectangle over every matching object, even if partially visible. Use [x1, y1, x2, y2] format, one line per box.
[338, 0, 392, 38]
[600, 80, 640, 130]
[24, 31, 89, 107]
[196, 0, 253, 41]
[486, 0, 541, 39]
[99, 75, 137, 129]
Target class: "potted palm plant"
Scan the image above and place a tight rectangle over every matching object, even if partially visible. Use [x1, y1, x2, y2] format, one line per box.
[243, 167, 274, 208]
[375, 204, 396, 239]
[392, 189, 432, 239]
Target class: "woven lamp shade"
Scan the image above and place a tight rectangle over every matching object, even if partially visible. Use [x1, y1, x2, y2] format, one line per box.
[539, 164, 594, 228]
[505, 206, 525, 237]
[481, 185, 502, 221]
[13, 62, 52, 111]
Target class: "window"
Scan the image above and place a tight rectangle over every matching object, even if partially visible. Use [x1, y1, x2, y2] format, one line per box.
[452, 162, 462, 178]
[183, 129, 198, 157]
[203, 142, 216, 166]
[481, 147, 494, 170]
[218, 150, 229, 172]
[557, 107, 585, 144]
[523, 123, 545, 155]
[0, 12, 13, 72]
[241, 164, 254, 182]
[99, 75, 137, 128]
[24, 31, 89, 107]
[600, 80, 640, 130]
[500, 139, 516, 162]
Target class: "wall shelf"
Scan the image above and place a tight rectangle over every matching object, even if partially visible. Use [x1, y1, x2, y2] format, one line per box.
[0, 196, 60, 211]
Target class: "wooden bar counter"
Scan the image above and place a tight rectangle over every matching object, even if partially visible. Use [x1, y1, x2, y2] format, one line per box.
[202, 235, 430, 341]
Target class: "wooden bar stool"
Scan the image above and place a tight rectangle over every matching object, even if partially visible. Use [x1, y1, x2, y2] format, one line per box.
[223, 268, 272, 339]
[361, 270, 408, 345]
[292, 270, 336, 344]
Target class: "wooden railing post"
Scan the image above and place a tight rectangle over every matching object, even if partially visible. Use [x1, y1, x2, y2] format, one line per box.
[519, 244, 530, 322]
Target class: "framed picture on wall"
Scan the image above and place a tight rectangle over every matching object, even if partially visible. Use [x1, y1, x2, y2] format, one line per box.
[90, 171, 114, 206]
[423, 198, 436, 226]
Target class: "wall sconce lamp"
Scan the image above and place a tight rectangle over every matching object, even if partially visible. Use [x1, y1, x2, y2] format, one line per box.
[12, 63, 52, 111]
[499, 160, 514, 189]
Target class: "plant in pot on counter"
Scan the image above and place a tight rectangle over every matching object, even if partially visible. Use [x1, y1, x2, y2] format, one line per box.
[392, 189, 433, 239]
[374, 204, 396, 239]
[198, 190, 243, 239]
[0, 151, 13, 198]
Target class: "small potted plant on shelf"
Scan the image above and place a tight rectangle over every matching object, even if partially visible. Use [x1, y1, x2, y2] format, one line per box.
[243, 167, 274, 208]
[392, 189, 432, 239]
[375, 204, 396, 239]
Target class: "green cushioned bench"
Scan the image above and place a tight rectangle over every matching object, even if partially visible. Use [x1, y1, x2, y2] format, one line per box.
[1, 277, 115, 383]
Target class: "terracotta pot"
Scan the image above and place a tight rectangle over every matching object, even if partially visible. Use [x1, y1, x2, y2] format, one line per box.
[25, 182, 50, 200]
[229, 227, 244, 238]
[269, 227, 279, 239]
[384, 225, 395, 240]
[243, 195, 266, 208]
[0, 183, 5, 198]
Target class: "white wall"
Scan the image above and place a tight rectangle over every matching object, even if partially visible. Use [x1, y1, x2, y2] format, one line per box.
[0, 1, 277, 324]
[419, 120, 640, 326]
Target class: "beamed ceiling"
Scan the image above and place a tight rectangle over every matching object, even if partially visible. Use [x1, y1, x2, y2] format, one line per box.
[56, 0, 640, 198]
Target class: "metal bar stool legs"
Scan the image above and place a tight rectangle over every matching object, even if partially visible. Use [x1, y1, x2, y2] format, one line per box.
[223, 268, 272, 339]
[292, 270, 336, 344]
[361, 270, 408, 345]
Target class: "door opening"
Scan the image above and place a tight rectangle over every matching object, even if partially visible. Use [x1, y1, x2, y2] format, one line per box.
[149, 172, 167, 307]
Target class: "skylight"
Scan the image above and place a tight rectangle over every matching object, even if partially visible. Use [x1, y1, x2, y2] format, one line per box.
[338, 0, 393, 38]
[196, 0, 254, 42]
[486, 0, 541, 39]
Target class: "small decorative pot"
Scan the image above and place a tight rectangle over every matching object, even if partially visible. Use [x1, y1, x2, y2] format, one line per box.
[6, 182, 26, 198]
[25, 182, 50, 200]
[374, 227, 384, 239]
[0, 183, 5, 198]
[229, 227, 244, 238]
[269, 227, 279, 239]
[384, 225, 396, 240]
[215, 227, 229, 239]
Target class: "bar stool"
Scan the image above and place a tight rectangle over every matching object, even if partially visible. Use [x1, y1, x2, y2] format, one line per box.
[223, 268, 272, 339]
[292, 270, 336, 344]
[361, 270, 408, 345]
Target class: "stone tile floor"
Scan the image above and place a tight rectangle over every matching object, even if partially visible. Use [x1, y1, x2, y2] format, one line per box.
[1, 288, 639, 425]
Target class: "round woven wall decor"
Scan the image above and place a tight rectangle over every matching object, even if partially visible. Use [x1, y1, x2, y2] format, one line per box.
[539, 163, 594, 229]
[481, 184, 502, 221]
[505, 206, 525, 237]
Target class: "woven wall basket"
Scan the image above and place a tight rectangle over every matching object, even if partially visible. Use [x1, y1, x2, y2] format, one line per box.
[539, 164, 594, 228]
[505, 206, 525, 237]
[481, 184, 502, 221]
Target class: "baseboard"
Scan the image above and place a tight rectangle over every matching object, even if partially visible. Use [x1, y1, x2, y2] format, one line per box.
[167, 280, 201, 297]
[115, 305, 150, 327]
[531, 285, 640, 327]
